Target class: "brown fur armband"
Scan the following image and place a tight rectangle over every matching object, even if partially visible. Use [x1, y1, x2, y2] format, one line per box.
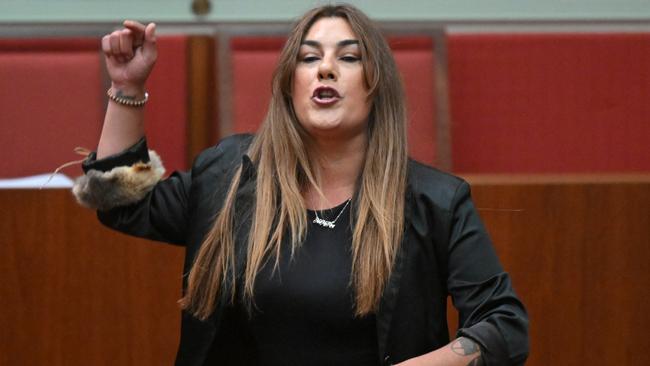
[72, 150, 165, 211]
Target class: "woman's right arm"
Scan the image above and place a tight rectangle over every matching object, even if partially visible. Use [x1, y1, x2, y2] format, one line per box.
[97, 20, 157, 159]
[74, 21, 193, 245]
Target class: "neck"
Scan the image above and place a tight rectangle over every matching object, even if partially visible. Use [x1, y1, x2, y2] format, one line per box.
[304, 132, 367, 210]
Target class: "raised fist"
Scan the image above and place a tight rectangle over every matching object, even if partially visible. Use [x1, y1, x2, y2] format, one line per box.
[101, 20, 157, 91]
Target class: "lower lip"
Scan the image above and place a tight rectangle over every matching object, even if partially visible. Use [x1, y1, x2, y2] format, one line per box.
[312, 96, 341, 106]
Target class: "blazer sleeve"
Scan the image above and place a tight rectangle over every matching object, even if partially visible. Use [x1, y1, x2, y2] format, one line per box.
[73, 137, 191, 245]
[447, 181, 529, 365]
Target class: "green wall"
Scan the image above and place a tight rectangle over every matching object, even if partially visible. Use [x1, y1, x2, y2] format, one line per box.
[2, 0, 649, 23]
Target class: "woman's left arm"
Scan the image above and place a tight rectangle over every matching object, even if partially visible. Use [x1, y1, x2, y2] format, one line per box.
[395, 337, 483, 366]
[443, 181, 529, 365]
[399, 181, 529, 365]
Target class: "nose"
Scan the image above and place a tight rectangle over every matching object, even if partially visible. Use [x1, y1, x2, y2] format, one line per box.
[318, 69, 336, 81]
[317, 56, 338, 81]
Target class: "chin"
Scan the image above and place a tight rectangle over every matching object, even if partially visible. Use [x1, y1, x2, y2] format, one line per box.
[299, 114, 343, 131]
[303, 120, 348, 137]
[311, 119, 343, 130]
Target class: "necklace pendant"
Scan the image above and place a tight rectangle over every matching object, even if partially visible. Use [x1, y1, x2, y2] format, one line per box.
[313, 217, 336, 229]
[312, 199, 350, 230]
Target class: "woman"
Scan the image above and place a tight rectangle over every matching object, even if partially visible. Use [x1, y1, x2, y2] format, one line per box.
[74, 4, 528, 366]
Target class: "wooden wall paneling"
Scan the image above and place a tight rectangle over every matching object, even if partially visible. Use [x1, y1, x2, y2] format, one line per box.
[431, 29, 452, 172]
[465, 175, 650, 366]
[0, 190, 184, 365]
[217, 32, 233, 140]
[187, 35, 217, 164]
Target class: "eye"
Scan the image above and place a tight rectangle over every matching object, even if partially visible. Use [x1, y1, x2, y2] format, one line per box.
[340, 55, 360, 63]
[300, 56, 320, 63]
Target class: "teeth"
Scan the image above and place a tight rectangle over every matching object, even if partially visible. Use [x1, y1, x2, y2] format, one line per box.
[318, 90, 335, 98]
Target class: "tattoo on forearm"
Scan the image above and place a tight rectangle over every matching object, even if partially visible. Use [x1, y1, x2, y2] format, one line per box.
[451, 337, 484, 365]
[451, 337, 479, 356]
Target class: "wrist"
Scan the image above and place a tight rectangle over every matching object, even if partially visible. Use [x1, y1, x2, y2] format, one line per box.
[110, 82, 146, 98]
[107, 87, 149, 108]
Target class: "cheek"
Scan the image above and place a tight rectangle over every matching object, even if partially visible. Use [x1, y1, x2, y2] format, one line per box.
[291, 69, 313, 126]
[292, 68, 311, 100]
[349, 72, 371, 113]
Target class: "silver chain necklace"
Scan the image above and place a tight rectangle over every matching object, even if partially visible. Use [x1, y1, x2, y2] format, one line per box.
[312, 199, 351, 229]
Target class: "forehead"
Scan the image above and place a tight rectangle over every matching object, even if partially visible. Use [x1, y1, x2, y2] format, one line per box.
[303, 17, 357, 44]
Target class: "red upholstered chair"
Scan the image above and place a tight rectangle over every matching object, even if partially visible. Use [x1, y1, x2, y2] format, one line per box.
[228, 35, 439, 166]
[230, 37, 285, 135]
[448, 33, 650, 173]
[0, 38, 103, 178]
[0, 36, 189, 178]
[389, 37, 438, 166]
[145, 35, 189, 172]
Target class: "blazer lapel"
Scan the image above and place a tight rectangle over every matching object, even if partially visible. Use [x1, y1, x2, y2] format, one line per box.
[233, 155, 256, 280]
[376, 187, 413, 361]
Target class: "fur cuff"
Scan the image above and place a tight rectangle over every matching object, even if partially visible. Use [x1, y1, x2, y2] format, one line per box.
[72, 150, 165, 211]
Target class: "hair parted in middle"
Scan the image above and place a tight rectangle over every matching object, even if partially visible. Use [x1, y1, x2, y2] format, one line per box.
[180, 3, 408, 320]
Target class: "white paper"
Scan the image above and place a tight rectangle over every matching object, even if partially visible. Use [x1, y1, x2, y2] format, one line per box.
[0, 173, 74, 189]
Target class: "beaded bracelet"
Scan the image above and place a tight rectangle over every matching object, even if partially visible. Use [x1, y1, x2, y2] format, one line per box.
[107, 88, 149, 107]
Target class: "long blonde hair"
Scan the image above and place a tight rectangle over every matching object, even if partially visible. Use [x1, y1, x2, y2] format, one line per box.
[180, 4, 408, 320]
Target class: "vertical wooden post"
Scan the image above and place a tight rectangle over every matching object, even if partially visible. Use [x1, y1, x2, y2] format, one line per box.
[186, 35, 217, 164]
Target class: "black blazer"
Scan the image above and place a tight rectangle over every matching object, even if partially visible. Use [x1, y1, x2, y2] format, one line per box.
[84, 134, 529, 366]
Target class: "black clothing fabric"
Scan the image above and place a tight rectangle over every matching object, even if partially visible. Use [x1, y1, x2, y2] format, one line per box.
[240, 202, 378, 366]
[82, 134, 529, 366]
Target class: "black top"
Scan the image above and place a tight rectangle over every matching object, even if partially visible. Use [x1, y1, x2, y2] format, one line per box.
[240, 200, 379, 366]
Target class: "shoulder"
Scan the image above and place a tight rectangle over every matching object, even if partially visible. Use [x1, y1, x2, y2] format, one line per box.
[192, 134, 255, 175]
[407, 159, 469, 213]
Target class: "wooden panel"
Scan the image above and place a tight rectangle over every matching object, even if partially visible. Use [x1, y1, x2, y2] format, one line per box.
[465, 175, 650, 365]
[2, 176, 648, 364]
[187, 35, 217, 164]
[0, 190, 184, 365]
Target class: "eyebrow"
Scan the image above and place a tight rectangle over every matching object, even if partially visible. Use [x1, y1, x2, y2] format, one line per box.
[300, 39, 360, 48]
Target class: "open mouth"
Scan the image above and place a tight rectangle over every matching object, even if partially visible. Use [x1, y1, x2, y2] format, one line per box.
[312, 86, 341, 105]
